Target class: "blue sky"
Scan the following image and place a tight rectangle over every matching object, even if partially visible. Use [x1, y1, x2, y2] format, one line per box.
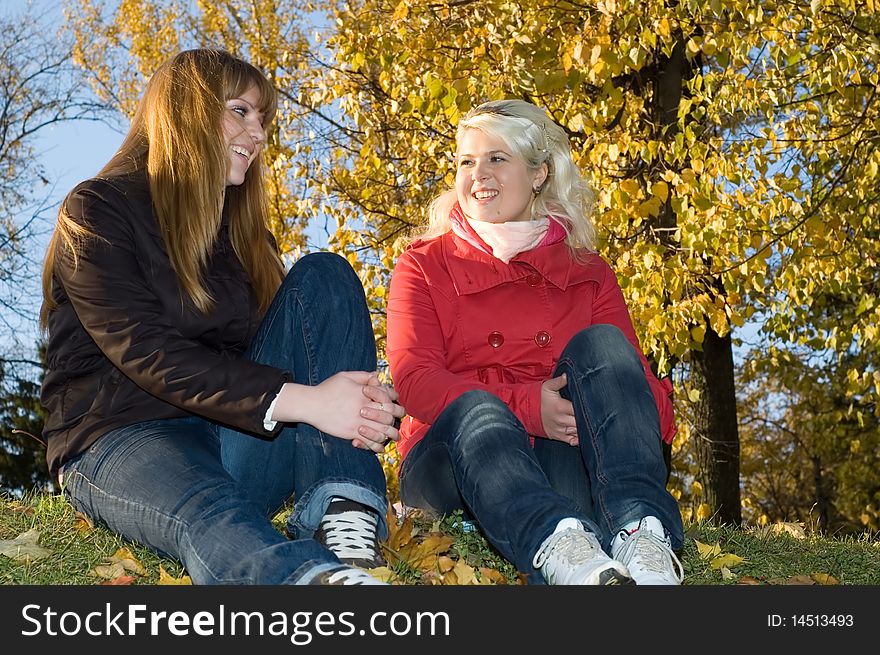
[2, 1, 123, 363]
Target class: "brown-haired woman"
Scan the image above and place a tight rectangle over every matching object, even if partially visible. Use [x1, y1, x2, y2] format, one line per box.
[40, 49, 403, 585]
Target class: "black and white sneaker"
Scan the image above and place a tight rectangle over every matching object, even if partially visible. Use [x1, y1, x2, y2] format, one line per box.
[308, 565, 388, 585]
[315, 498, 386, 568]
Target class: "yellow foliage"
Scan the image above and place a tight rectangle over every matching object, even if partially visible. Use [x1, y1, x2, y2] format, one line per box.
[158, 566, 192, 585]
[65, 0, 880, 535]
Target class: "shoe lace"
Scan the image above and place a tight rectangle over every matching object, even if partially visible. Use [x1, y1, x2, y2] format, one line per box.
[533, 529, 598, 569]
[324, 567, 385, 585]
[319, 508, 380, 561]
[617, 530, 684, 583]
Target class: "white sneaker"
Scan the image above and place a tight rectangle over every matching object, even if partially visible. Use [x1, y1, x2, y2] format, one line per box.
[533, 524, 634, 586]
[611, 516, 684, 585]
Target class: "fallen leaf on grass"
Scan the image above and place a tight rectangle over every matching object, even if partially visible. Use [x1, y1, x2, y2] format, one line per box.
[810, 572, 839, 585]
[452, 559, 478, 585]
[10, 503, 35, 516]
[696, 539, 746, 572]
[479, 567, 508, 585]
[158, 566, 192, 585]
[100, 575, 136, 586]
[709, 553, 746, 570]
[737, 576, 764, 585]
[783, 575, 817, 585]
[0, 529, 52, 561]
[437, 555, 455, 573]
[771, 522, 807, 539]
[694, 540, 721, 559]
[73, 512, 94, 534]
[92, 547, 147, 579]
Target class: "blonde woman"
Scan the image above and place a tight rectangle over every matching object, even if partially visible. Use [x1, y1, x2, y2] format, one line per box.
[387, 100, 684, 585]
[40, 49, 403, 585]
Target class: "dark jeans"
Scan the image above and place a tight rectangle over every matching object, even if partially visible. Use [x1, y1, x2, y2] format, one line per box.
[63, 253, 388, 584]
[399, 323, 683, 583]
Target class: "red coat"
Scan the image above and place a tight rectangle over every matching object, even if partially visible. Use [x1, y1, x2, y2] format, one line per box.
[386, 231, 676, 462]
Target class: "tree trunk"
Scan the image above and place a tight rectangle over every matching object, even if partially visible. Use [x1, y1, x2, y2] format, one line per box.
[690, 327, 742, 525]
[811, 455, 829, 532]
[652, 37, 742, 523]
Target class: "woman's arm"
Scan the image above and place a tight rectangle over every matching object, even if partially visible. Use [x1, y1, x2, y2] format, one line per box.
[56, 180, 290, 437]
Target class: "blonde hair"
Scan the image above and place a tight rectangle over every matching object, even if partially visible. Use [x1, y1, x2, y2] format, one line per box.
[41, 48, 283, 327]
[415, 99, 597, 254]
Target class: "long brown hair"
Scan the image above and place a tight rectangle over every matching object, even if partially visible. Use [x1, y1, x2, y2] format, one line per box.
[40, 48, 284, 327]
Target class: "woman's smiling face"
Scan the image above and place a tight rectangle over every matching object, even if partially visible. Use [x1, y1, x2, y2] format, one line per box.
[454, 128, 547, 223]
[222, 85, 266, 186]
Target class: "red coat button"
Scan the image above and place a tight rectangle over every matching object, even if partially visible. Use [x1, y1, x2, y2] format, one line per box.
[526, 273, 542, 286]
[535, 331, 551, 347]
[488, 331, 505, 348]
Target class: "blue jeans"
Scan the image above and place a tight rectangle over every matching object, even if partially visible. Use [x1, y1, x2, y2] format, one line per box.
[62, 252, 388, 585]
[399, 323, 683, 583]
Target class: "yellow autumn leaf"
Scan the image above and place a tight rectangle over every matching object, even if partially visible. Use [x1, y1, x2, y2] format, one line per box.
[452, 558, 478, 585]
[696, 503, 713, 520]
[109, 547, 147, 575]
[651, 180, 669, 203]
[810, 572, 839, 585]
[74, 512, 94, 534]
[360, 566, 394, 583]
[479, 567, 508, 585]
[771, 522, 807, 539]
[709, 553, 746, 570]
[694, 539, 721, 559]
[158, 566, 192, 585]
[437, 555, 455, 572]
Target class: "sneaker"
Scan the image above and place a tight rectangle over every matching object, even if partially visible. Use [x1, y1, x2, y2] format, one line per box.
[314, 498, 385, 568]
[308, 565, 388, 585]
[611, 516, 684, 585]
[533, 525, 634, 585]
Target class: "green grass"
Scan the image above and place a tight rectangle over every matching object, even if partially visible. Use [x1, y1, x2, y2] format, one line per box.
[2, 491, 878, 585]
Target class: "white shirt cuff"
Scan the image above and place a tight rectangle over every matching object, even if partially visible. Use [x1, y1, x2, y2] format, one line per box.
[263, 391, 281, 431]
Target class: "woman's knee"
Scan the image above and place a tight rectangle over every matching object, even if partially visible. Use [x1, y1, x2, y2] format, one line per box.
[282, 251, 366, 309]
[562, 324, 640, 369]
[442, 390, 526, 452]
[447, 389, 510, 419]
[285, 252, 356, 287]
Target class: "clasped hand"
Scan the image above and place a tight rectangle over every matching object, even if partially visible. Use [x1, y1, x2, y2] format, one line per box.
[541, 373, 579, 446]
[272, 371, 406, 452]
[313, 371, 405, 452]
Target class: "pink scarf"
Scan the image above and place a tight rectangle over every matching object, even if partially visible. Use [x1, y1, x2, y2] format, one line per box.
[450, 203, 568, 263]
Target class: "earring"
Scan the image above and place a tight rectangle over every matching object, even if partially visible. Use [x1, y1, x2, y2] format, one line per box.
[532, 186, 541, 197]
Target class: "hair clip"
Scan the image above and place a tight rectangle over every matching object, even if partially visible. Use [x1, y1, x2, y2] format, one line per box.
[540, 122, 550, 154]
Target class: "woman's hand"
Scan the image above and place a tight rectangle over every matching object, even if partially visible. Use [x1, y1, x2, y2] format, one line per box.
[540, 373, 579, 446]
[344, 372, 406, 450]
[272, 372, 405, 452]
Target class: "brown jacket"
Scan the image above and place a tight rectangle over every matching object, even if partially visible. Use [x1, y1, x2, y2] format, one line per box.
[41, 171, 289, 477]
